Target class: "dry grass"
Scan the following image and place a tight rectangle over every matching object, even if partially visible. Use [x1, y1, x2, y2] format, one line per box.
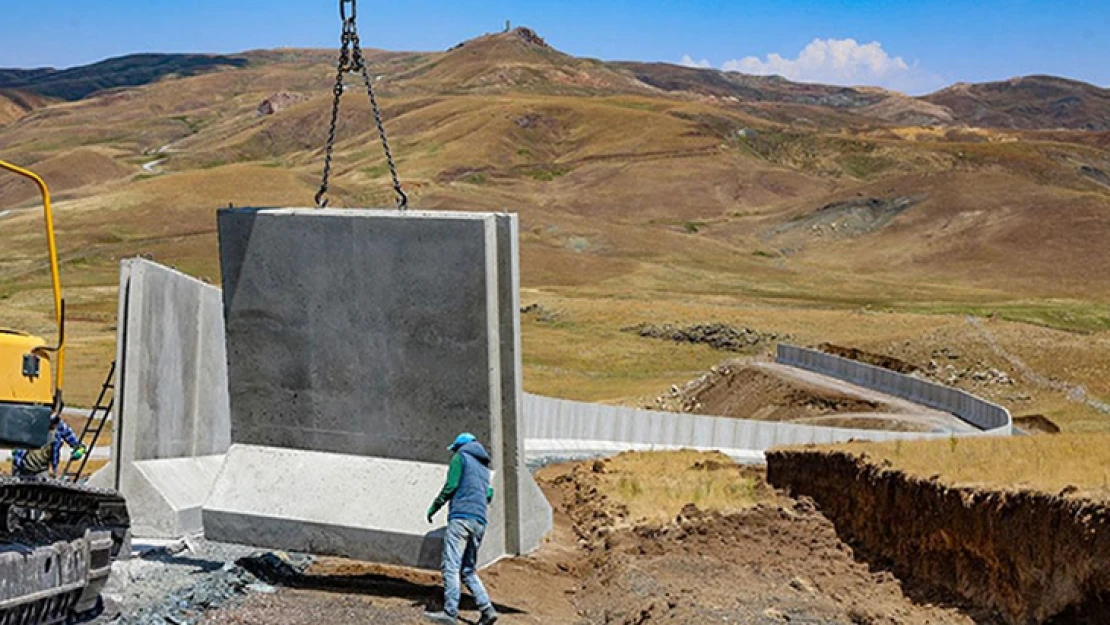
[817, 434, 1110, 501]
[594, 451, 770, 523]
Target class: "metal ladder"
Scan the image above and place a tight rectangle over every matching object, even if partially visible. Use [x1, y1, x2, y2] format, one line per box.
[61, 361, 116, 482]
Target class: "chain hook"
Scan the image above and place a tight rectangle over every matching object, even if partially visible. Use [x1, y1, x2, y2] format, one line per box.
[317, 0, 407, 210]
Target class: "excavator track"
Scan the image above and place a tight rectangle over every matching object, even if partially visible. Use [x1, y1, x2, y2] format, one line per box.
[0, 477, 130, 625]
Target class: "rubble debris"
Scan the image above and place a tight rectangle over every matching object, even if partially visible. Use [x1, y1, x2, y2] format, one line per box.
[257, 92, 310, 116]
[924, 360, 1013, 387]
[623, 323, 785, 352]
[521, 302, 560, 323]
[119, 562, 260, 625]
[108, 539, 308, 625]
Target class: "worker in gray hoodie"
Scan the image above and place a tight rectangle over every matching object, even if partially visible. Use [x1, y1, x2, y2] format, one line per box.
[425, 433, 498, 625]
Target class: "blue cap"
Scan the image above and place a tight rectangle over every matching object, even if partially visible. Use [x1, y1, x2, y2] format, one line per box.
[449, 432, 477, 451]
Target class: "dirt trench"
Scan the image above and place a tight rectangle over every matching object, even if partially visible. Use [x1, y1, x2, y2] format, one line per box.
[542, 455, 976, 624]
[766, 449, 1110, 624]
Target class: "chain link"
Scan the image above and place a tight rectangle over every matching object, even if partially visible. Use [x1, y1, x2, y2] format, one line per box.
[315, 0, 407, 209]
[351, 32, 408, 209]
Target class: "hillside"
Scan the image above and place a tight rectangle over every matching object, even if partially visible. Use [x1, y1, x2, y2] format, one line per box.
[924, 75, 1110, 130]
[0, 53, 248, 101]
[1, 27, 1109, 429]
[0, 89, 52, 125]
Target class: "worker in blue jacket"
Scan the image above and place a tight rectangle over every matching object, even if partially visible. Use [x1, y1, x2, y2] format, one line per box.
[424, 433, 498, 625]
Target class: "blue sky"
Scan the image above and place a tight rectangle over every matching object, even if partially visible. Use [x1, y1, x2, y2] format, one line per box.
[2, 1, 1108, 95]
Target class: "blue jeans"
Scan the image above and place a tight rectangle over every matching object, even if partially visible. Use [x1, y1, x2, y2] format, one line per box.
[442, 517, 491, 616]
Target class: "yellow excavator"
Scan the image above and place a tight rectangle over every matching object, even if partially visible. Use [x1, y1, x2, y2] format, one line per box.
[0, 160, 64, 446]
[0, 159, 130, 624]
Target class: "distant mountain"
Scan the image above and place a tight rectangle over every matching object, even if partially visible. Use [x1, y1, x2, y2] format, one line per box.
[0, 53, 248, 101]
[922, 75, 1110, 131]
[2, 35, 1108, 132]
[611, 61, 887, 109]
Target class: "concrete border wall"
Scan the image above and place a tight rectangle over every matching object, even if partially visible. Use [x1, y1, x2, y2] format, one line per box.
[203, 208, 551, 569]
[89, 259, 231, 538]
[776, 345, 1013, 434]
[522, 393, 986, 463]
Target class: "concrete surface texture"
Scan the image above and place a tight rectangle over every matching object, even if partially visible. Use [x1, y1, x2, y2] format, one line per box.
[776, 345, 1013, 433]
[204, 208, 551, 568]
[91, 259, 231, 537]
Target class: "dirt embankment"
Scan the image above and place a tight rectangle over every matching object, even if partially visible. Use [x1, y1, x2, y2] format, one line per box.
[818, 343, 920, 374]
[545, 453, 975, 625]
[652, 362, 887, 422]
[766, 449, 1110, 624]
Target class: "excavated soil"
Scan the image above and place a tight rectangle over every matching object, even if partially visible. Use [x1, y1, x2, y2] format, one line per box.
[818, 343, 921, 374]
[653, 361, 888, 422]
[767, 448, 1110, 624]
[203, 453, 980, 624]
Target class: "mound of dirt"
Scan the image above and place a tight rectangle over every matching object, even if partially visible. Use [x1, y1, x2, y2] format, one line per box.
[652, 362, 886, 422]
[818, 343, 920, 374]
[1014, 414, 1061, 434]
[623, 323, 784, 352]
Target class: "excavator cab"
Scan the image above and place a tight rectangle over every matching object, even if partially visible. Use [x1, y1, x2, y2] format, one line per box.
[0, 159, 65, 450]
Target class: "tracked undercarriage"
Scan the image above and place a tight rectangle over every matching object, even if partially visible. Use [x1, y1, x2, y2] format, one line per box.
[0, 477, 130, 625]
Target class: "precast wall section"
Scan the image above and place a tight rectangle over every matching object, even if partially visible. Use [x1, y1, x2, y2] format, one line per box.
[776, 345, 1012, 434]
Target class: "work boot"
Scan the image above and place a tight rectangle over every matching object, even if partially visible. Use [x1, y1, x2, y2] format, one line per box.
[424, 611, 457, 624]
[478, 606, 499, 625]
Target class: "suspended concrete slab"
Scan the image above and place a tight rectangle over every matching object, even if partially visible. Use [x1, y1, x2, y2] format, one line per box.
[203, 208, 552, 568]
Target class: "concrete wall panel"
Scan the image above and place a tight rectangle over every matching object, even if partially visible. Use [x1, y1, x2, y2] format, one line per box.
[522, 388, 1010, 464]
[204, 208, 551, 568]
[104, 259, 232, 537]
[776, 345, 1013, 433]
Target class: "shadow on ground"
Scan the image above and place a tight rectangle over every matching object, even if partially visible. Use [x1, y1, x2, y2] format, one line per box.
[237, 552, 526, 617]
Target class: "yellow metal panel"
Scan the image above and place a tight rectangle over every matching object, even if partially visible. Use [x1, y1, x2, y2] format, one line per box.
[0, 331, 53, 405]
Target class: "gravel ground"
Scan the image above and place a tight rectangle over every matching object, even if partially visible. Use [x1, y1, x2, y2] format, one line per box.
[104, 538, 307, 624]
[202, 590, 425, 625]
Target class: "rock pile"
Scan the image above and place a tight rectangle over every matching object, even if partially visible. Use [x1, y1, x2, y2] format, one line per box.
[257, 92, 310, 116]
[623, 323, 784, 352]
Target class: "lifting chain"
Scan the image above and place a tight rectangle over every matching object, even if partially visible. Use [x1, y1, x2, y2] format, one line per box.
[315, 0, 408, 209]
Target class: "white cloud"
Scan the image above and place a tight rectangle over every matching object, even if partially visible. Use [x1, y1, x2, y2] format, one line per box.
[679, 54, 711, 69]
[710, 38, 944, 95]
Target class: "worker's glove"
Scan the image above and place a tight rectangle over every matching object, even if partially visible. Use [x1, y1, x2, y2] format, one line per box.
[426, 506, 436, 524]
[71, 446, 87, 461]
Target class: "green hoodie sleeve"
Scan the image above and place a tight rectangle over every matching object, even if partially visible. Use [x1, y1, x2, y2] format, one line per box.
[429, 453, 464, 514]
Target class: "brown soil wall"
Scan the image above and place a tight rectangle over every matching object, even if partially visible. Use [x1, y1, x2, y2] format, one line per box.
[766, 449, 1110, 624]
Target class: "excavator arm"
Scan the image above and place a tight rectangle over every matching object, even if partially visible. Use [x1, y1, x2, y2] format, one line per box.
[0, 159, 65, 448]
